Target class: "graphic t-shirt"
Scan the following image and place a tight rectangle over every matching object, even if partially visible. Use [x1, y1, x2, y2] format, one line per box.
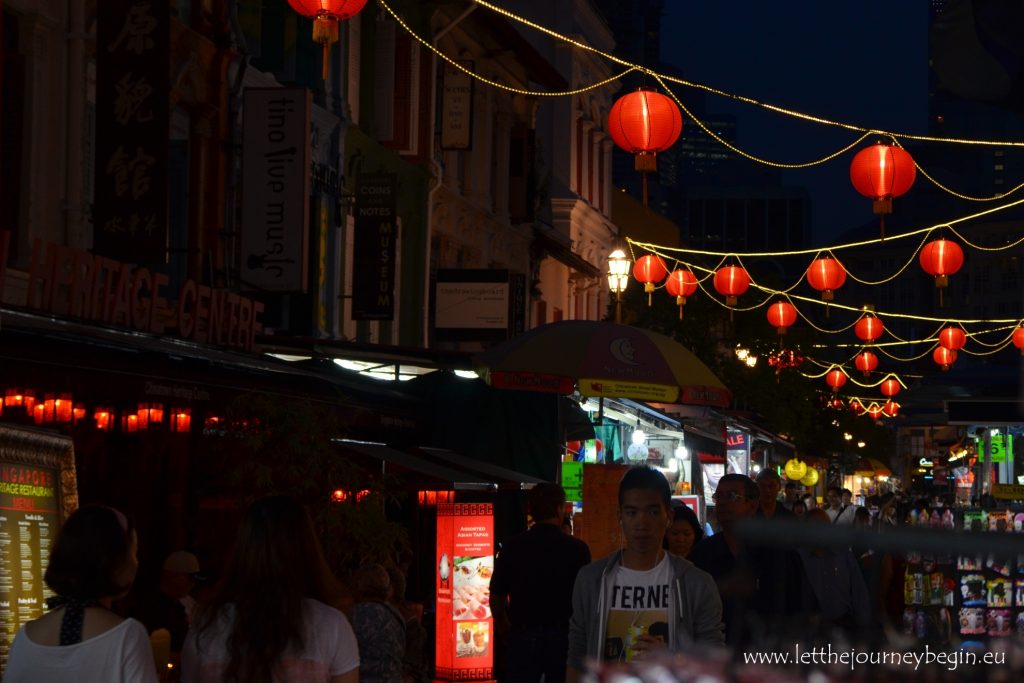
[603, 554, 671, 662]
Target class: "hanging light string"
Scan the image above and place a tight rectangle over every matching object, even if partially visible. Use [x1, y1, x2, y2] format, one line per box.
[376, 0, 636, 96]
[890, 138, 1024, 202]
[464, 0, 1024, 148]
[381, 0, 1024, 198]
[653, 73, 874, 169]
[626, 195, 1024, 259]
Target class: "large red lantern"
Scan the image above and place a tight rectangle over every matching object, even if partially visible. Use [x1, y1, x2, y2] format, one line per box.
[665, 269, 698, 319]
[850, 143, 916, 237]
[933, 346, 957, 371]
[880, 377, 901, 398]
[919, 239, 964, 305]
[855, 313, 885, 344]
[938, 326, 966, 351]
[633, 255, 668, 305]
[287, 0, 369, 80]
[826, 368, 847, 393]
[766, 301, 797, 336]
[855, 350, 878, 377]
[713, 266, 750, 307]
[1013, 326, 1024, 355]
[608, 88, 683, 206]
[806, 257, 847, 302]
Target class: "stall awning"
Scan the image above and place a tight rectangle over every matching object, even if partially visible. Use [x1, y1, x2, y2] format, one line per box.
[334, 439, 496, 490]
[416, 447, 548, 488]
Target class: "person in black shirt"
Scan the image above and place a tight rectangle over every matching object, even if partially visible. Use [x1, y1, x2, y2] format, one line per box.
[690, 474, 811, 646]
[490, 483, 590, 683]
[755, 470, 796, 520]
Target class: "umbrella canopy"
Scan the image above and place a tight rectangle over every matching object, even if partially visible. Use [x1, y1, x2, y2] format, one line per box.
[475, 320, 731, 407]
[853, 457, 892, 476]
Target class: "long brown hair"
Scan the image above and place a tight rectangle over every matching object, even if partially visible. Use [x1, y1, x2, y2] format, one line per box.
[194, 495, 340, 683]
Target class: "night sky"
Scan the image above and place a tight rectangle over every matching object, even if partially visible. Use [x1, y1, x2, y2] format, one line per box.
[661, 1, 930, 246]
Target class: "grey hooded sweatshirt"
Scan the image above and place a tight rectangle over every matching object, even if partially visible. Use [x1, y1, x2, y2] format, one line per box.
[566, 551, 724, 671]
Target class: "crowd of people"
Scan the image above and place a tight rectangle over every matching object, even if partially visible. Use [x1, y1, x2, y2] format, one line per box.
[1, 467, 944, 683]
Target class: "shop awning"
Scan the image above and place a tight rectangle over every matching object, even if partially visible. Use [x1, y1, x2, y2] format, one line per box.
[334, 439, 496, 490]
[853, 457, 892, 476]
[415, 447, 548, 488]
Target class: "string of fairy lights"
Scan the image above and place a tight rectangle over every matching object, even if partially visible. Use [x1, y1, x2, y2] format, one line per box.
[369, 0, 1024, 415]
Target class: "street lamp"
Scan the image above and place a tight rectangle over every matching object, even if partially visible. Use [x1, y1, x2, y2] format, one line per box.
[607, 248, 631, 324]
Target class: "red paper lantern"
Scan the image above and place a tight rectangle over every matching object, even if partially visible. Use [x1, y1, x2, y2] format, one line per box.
[850, 399, 865, 415]
[608, 89, 683, 168]
[633, 255, 668, 305]
[854, 351, 878, 377]
[933, 346, 957, 371]
[665, 269, 698, 319]
[713, 266, 750, 306]
[94, 406, 115, 432]
[170, 407, 192, 433]
[850, 144, 916, 237]
[882, 401, 900, 418]
[287, 0, 369, 80]
[826, 368, 847, 392]
[829, 398, 845, 410]
[867, 403, 884, 420]
[855, 314, 884, 344]
[806, 257, 847, 302]
[766, 301, 797, 336]
[938, 326, 966, 351]
[919, 239, 964, 302]
[880, 377, 901, 397]
[1013, 326, 1024, 355]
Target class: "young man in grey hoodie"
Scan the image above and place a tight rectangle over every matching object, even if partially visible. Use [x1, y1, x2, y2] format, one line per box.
[565, 467, 724, 682]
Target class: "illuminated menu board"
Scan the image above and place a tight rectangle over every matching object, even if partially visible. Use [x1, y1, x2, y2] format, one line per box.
[435, 503, 494, 681]
[0, 463, 60, 668]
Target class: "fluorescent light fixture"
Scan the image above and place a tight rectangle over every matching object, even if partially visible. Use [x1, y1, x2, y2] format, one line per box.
[454, 370, 479, 379]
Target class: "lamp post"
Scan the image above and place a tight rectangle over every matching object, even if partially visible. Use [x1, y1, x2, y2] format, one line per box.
[607, 248, 631, 324]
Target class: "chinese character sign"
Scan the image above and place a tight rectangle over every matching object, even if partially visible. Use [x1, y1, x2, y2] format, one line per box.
[435, 503, 494, 681]
[95, 0, 169, 263]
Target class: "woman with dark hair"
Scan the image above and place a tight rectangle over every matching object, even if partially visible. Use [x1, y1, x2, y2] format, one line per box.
[4, 505, 158, 682]
[351, 563, 405, 683]
[665, 502, 704, 558]
[182, 495, 359, 683]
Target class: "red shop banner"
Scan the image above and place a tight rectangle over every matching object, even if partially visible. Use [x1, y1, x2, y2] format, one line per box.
[435, 503, 494, 681]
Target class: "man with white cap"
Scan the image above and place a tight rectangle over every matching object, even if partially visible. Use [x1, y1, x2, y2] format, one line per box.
[134, 550, 201, 662]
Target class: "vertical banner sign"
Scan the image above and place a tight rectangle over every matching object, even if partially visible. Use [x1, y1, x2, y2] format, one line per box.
[241, 88, 311, 292]
[725, 428, 750, 475]
[352, 173, 397, 320]
[94, 0, 169, 263]
[441, 61, 474, 150]
[435, 503, 494, 681]
[0, 465, 60, 669]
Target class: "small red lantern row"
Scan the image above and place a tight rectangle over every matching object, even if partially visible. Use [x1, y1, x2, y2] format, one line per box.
[665, 269, 698, 319]
[938, 326, 966, 351]
[879, 377, 901, 398]
[855, 350, 878, 377]
[933, 346, 957, 371]
[714, 266, 750, 307]
[850, 143, 916, 238]
[766, 301, 797, 336]
[633, 255, 668, 305]
[855, 313, 885, 344]
[825, 368, 847, 393]
[920, 239, 964, 305]
[806, 256, 847, 302]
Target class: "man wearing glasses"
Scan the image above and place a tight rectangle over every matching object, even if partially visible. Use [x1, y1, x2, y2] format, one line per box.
[690, 474, 810, 645]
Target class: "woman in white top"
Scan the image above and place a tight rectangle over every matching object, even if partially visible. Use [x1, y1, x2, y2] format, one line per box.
[182, 495, 359, 683]
[3, 505, 158, 683]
